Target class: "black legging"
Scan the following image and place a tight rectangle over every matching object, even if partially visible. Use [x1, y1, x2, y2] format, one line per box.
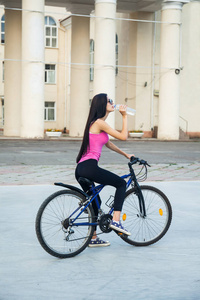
[75, 159, 126, 219]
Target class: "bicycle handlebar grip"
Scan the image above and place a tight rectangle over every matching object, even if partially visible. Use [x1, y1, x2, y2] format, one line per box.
[130, 156, 151, 167]
[130, 156, 138, 164]
[140, 159, 146, 165]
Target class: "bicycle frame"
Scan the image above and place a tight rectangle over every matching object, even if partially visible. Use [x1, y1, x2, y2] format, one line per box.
[36, 157, 172, 259]
[68, 169, 146, 228]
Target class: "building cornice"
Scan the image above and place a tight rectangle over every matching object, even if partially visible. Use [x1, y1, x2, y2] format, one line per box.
[61, 16, 71, 29]
[162, 0, 190, 10]
[95, 0, 116, 4]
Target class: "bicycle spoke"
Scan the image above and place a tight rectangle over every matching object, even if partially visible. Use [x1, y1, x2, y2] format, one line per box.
[121, 186, 172, 246]
[36, 190, 95, 258]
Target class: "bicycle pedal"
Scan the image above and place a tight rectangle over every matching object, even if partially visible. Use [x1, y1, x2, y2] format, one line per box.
[117, 232, 123, 236]
[113, 230, 123, 236]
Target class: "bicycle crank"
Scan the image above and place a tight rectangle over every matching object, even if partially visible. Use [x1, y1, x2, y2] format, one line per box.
[99, 214, 113, 233]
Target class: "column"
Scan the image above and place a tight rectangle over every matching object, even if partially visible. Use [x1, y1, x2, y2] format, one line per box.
[93, 0, 116, 127]
[69, 16, 90, 137]
[158, 0, 189, 140]
[4, 9, 21, 137]
[21, 0, 45, 138]
[60, 18, 71, 133]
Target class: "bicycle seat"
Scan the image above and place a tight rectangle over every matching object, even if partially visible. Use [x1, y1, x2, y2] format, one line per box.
[78, 177, 94, 187]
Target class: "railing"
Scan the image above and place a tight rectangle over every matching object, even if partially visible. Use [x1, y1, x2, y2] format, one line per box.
[179, 116, 188, 134]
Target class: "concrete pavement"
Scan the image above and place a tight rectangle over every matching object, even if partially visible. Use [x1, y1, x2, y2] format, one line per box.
[0, 138, 200, 185]
[0, 182, 200, 300]
[0, 138, 200, 165]
[0, 139, 200, 299]
[0, 162, 200, 186]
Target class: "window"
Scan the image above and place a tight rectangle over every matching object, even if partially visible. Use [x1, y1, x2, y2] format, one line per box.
[44, 102, 55, 121]
[1, 14, 5, 44]
[45, 16, 57, 48]
[45, 64, 56, 84]
[115, 34, 118, 76]
[90, 39, 94, 81]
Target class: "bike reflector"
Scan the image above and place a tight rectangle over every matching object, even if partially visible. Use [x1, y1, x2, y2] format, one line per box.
[122, 213, 127, 221]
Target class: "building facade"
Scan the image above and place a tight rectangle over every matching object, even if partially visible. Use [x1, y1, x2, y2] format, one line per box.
[0, 0, 199, 139]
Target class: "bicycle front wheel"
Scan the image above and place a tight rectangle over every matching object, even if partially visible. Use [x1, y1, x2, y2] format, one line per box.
[120, 185, 172, 246]
[35, 190, 95, 258]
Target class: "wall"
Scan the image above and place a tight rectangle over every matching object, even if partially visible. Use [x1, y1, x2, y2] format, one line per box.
[1, 3, 200, 138]
[180, 1, 200, 137]
[134, 12, 154, 135]
[116, 12, 156, 136]
[115, 13, 134, 131]
[0, 6, 4, 128]
[43, 6, 68, 132]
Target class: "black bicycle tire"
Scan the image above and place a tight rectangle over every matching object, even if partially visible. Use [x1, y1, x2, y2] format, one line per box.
[121, 185, 172, 246]
[35, 189, 95, 258]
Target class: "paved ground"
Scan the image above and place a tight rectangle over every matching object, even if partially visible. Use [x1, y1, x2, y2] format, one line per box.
[0, 138, 200, 165]
[0, 138, 200, 299]
[0, 161, 200, 186]
[1, 182, 200, 300]
[0, 138, 200, 185]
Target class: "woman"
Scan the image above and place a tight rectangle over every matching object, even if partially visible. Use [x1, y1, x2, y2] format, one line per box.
[75, 93, 134, 247]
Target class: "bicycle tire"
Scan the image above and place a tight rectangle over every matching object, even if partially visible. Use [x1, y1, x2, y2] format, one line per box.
[35, 189, 95, 258]
[120, 185, 172, 246]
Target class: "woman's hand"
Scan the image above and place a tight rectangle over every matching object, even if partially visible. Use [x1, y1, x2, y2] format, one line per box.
[118, 105, 127, 116]
[126, 154, 135, 160]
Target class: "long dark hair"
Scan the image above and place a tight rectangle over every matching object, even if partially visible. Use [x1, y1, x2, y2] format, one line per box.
[76, 93, 107, 163]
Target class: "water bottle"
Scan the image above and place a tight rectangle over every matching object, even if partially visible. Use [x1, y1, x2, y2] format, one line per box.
[114, 104, 136, 116]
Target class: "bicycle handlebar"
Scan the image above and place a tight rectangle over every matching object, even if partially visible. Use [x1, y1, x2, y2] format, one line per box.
[129, 156, 151, 167]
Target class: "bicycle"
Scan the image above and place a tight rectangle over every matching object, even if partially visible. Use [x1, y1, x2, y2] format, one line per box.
[35, 157, 172, 258]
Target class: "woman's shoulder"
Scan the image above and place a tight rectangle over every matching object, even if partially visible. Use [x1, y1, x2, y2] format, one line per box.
[90, 119, 111, 135]
[95, 118, 109, 128]
[95, 118, 104, 126]
[91, 119, 106, 129]
[90, 119, 103, 133]
[96, 119, 111, 132]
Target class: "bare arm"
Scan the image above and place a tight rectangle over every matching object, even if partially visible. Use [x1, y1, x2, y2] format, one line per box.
[96, 107, 128, 141]
[105, 140, 134, 159]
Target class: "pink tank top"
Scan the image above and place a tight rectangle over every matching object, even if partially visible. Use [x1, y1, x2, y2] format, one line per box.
[79, 131, 109, 163]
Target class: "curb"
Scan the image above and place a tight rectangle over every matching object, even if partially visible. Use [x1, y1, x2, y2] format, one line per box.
[0, 135, 199, 142]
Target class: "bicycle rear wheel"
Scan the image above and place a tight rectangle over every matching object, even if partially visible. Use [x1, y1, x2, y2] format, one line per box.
[120, 185, 172, 246]
[35, 190, 95, 258]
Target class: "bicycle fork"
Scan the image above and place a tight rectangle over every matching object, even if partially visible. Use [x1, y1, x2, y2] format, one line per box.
[127, 172, 147, 218]
[134, 184, 147, 218]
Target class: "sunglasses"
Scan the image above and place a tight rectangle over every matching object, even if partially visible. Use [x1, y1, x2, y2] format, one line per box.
[108, 99, 114, 105]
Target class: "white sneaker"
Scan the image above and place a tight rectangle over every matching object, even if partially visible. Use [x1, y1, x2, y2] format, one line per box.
[109, 220, 131, 236]
[88, 237, 110, 247]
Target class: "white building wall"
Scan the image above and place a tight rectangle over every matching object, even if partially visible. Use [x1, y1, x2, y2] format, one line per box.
[0, 3, 200, 138]
[180, 1, 200, 137]
[0, 6, 4, 129]
[44, 6, 69, 132]
[135, 12, 154, 135]
[115, 13, 135, 132]
[153, 11, 161, 134]
[116, 12, 155, 136]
